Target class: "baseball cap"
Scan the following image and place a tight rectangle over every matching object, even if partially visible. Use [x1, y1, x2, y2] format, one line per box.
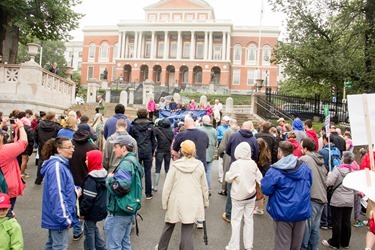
[277, 118, 285, 123]
[110, 135, 134, 148]
[222, 116, 231, 122]
[0, 192, 11, 209]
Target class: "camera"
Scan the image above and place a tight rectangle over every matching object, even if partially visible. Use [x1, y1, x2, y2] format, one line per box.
[9, 119, 15, 124]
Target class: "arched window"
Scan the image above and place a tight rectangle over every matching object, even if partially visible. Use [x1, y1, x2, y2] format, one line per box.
[246, 44, 257, 65]
[100, 42, 109, 60]
[88, 43, 96, 60]
[113, 43, 119, 60]
[263, 45, 271, 64]
[233, 44, 242, 64]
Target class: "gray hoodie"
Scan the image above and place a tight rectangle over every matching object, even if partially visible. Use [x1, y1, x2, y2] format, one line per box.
[300, 151, 327, 204]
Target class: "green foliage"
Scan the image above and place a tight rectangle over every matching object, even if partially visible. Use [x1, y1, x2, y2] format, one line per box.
[271, 0, 375, 95]
[179, 93, 251, 105]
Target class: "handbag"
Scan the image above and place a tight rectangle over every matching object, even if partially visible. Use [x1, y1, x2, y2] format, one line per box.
[256, 182, 264, 201]
[327, 182, 342, 203]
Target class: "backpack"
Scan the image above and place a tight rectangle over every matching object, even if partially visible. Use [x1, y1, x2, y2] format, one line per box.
[325, 146, 341, 169]
[114, 156, 144, 215]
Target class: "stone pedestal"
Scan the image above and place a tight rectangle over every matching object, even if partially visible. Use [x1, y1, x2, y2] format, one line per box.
[208, 83, 215, 94]
[225, 97, 234, 115]
[120, 91, 128, 107]
[143, 79, 155, 105]
[87, 78, 100, 103]
[173, 93, 181, 103]
[251, 92, 266, 115]
[102, 80, 108, 89]
[105, 88, 111, 103]
[200, 95, 207, 107]
[129, 88, 135, 105]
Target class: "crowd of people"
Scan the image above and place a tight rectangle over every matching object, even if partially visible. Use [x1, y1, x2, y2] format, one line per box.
[0, 100, 374, 250]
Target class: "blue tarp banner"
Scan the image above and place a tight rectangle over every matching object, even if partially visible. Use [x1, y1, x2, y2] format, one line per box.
[159, 110, 207, 124]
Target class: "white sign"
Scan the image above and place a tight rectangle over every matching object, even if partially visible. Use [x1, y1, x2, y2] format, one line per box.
[347, 94, 375, 146]
[325, 116, 330, 137]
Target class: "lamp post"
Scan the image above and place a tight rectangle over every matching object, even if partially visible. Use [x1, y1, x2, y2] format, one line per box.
[255, 79, 264, 92]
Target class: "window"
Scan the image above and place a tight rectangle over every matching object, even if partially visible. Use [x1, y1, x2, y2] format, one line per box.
[145, 41, 151, 58]
[247, 70, 255, 85]
[234, 45, 242, 64]
[195, 69, 202, 83]
[199, 15, 206, 21]
[262, 70, 270, 86]
[149, 15, 156, 22]
[112, 67, 116, 81]
[183, 70, 188, 82]
[87, 66, 94, 79]
[99, 42, 109, 60]
[78, 51, 83, 58]
[186, 14, 194, 22]
[196, 42, 204, 59]
[263, 45, 271, 64]
[170, 42, 177, 58]
[246, 45, 257, 65]
[233, 70, 240, 85]
[161, 14, 169, 22]
[213, 46, 221, 60]
[183, 42, 190, 58]
[113, 43, 119, 59]
[100, 66, 106, 80]
[78, 62, 82, 70]
[88, 43, 96, 60]
[68, 51, 73, 58]
[156, 68, 161, 82]
[157, 42, 164, 58]
[174, 15, 181, 22]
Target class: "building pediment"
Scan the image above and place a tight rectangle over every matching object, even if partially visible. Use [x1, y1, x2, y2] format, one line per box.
[144, 0, 211, 10]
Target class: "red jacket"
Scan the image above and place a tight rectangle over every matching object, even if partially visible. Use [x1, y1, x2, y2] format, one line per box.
[360, 152, 375, 170]
[287, 138, 303, 158]
[305, 129, 319, 152]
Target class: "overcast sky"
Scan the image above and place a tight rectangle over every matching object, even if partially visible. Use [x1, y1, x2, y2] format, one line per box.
[70, 0, 285, 41]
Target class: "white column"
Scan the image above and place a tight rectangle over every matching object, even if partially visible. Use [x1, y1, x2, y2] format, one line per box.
[204, 31, 208, 60]
[226, 32, 231, 61]
[190, 31, 195, 60]
[121, 32, 126, 58]
[125, 35, 129, 58]
[177, 31, 182, 60]
[163, 31, 168, 59]
[137, 32, 143, 59]
[133, 32, 138, 59]
[222, 31, 226, 61]
[118, 32, 123, 59]
[208, 31, 213, 60]
[151, 31, 155, 59]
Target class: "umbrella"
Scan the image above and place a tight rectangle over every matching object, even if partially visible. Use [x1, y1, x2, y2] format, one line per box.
[343, 169, 375, 201]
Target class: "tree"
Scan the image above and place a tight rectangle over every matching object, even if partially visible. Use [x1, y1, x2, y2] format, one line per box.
[0, 0, 83, 64]
[17, 40, 67, 77]
[271, 0, 375, 95]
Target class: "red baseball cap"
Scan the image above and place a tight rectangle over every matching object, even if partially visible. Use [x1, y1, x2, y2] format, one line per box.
[0, 193, 11, 209]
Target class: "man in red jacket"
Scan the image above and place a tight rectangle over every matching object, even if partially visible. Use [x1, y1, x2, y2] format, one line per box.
[304, 119, 319, 151]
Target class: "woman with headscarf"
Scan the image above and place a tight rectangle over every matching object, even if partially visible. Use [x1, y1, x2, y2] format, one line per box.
[156, 140, 209, 250]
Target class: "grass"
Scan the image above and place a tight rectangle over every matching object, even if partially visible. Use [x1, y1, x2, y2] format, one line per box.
[179, 93, 251, 105]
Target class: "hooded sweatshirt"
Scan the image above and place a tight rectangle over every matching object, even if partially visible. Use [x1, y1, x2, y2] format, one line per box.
[300, 151, 327, 204]
[162, 157, 209, 223]
[261, 154, 312, 222]
[226, 129, 259, 163]
[154, 119, 174, 153]
[103, 113, 132, 139]
[225, 142, 262, 201]
[79, 150, 107, 222]
[287, 138, 303, 158]
[305, 129, 319, 152]
[327, 163, 356, 207]
[292, 118, 307, 143]
[131, 118, 156, 155]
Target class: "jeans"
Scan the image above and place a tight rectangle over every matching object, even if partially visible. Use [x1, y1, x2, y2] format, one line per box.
[227, 197, 256, 250]
[225, 183, 232, 219]
[206, 162, 213, 191]
[138, 153, 153, 196]
[73, 220, 83, 236]
[155, 151, 171, 174]
[301, 201, 325, 250]
[45, 229, 69, 250]
[104, 214, 134, 250]
[84, 220, 106, 250]
[320, 203, 332, 227]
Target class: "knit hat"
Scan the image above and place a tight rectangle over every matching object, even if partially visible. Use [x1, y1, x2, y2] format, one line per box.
[78, 123, 91, 132]
[86, 150, 103, 173]
[0, 193, 11, 209]
[181, 140, 196, 156]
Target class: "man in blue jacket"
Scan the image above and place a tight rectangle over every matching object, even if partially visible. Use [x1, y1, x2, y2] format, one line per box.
[261, 141, 312, 250]
[103, 104, 132, 139]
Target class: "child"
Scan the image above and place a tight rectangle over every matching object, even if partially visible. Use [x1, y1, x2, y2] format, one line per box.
[225, 142, 262, 250]
[79, 150, 108, 250]
[0, 192, 23, 249]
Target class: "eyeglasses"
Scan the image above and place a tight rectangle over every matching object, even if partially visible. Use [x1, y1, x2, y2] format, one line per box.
[59, 145, 75, 150]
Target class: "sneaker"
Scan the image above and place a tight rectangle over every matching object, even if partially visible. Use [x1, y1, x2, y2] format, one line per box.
[320, 225, 328, 230]
[146, 194, 154, 200]
[155, 245, 158, 250]
[73, 231, 84, 241]
[322, 239, 338, 249]
[21, 173, 30, 179]
[222, 212, 230, 223]
[34, 179, 42, 185]
[253, 209, 264, 215]
[353, 220, 364, 227]
[196, 222, 203, 229]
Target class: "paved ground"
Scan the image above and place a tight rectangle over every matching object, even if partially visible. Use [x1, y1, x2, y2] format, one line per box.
[16, 155, 369, 249]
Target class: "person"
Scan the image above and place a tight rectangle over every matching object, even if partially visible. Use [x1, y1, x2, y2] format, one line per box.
[0, 118, 27, 210]
[291, 118, 306, 143]
[104, 135, 143, 249]
[0, 192, 23, 249]
[153, 118, 174, 192]
[102, 68, 108, 80]
[255, 121, 278, 164]
[216, 115, 230, 183]
[169, 98, 177, 112]
[304, 119, 319, 151]
[104, 104, 132, 139]
[199, 115, 217, 193]
[131, 108, 156, 200]
[321, 151, 357, 249]
[329, 125, 346, 154]
[147, 97, 156, 121]
[79, 150, 107, 250]
[49, 62, 59, 75]
[205, 102, 213, 117]
[80, 115, 97, 142]
[213, 99, 223, 128]
[91, 112, 106, 151]
[156, 140, 209, 250]
[222, 121, 259, 223]
[286, 131, 303, 158]
[344, 132, 353, 152]
[300, 138, 327, 250]
[57, 116, 77, 139]
[159, 98, 166, 111]
[96, 95, 106, 116]
[16, 112, 35, 179]
[189, 99, 197, 110]
[34, 111, 62, 185]
[254, 137, 271, 215]
[41, 136, 79, 249]
[261, 141, 312, 250]
[277, 117, 286, 133]
[225, 142, 262, 250]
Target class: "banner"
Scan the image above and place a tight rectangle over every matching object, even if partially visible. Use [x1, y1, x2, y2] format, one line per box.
[158, 110, 207, 124]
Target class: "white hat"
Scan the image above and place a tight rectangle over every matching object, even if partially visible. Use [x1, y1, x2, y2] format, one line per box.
[277, 118, 285, 123]
[222, 116, 231, 122]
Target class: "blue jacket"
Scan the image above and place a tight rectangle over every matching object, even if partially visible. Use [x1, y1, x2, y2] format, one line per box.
[41, 155, 79, 229]
[103, 114, 132, 139]
[261, 154, 312, 222]
[318, 143, 336, 168]
[216, 124, 229, 142]
[225, 129, 259, 164]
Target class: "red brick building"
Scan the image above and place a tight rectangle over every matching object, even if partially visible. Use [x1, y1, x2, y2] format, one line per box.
[81, 0, 280, 93]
